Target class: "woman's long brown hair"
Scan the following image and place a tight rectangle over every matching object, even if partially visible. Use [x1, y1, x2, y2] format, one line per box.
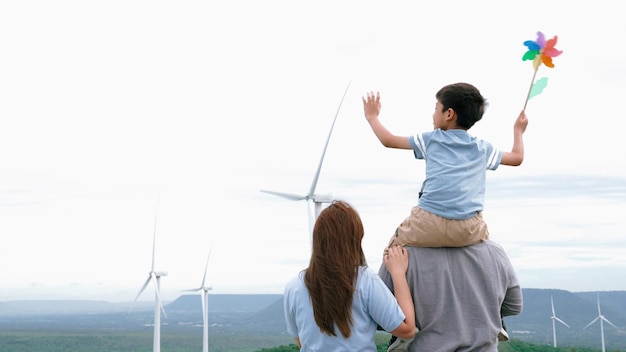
[303, 200, 367, 338]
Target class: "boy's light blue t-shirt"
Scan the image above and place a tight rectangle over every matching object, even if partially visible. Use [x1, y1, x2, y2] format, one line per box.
[283, 267, 405, 352]
[409, 129, 502, 220]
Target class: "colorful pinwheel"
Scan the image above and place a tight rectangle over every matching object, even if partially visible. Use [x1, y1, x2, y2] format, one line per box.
[522, 31, 563, 109]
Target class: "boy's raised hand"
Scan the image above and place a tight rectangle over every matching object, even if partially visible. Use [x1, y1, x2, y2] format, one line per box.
[362, 91, 381, 122]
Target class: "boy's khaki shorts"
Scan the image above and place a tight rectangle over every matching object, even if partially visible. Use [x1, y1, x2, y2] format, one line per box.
[387, 206, 489, 249]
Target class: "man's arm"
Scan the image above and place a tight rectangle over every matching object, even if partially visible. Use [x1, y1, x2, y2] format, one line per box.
[499, 246, 523, 317]
[501, 284, 523, 317]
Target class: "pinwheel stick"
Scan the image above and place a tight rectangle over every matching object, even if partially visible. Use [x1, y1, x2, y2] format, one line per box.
[523, 67, 539, 110]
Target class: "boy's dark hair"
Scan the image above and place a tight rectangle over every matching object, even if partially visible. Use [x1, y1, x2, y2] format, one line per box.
[436, 82, 488, 129]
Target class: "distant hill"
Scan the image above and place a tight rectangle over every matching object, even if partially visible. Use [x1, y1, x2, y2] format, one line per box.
[0, 294, 283, 316]
[576, 290, 626, 314]
[0, 302, 20, 315]
[506, 289, 626, 329]
[252, 294, 285, 324]
[505, 289, 626, 350]
[2, 289, 624, 350]
[159, 289, 626, 350]
[0, 299, 153, 315]
[166, 293, 283, 313]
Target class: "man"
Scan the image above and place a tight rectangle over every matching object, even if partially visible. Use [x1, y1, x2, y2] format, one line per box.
[378, 241, 522, 351]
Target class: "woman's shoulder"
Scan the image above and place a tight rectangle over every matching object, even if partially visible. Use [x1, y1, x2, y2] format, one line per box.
[284, 271, 306, 292]
[356, 266, 384, 287]
[358, 265, 375, 276]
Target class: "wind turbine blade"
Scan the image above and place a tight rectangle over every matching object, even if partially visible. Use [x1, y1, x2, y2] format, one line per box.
[206, 245, 213, 263]
[260, 190, 306, 201]
[158, 300, 167, 318]
[584, 316, 600, 330]
[308, 80, 351, 197]
[554, 317, 570, 328]
[601, 316, 618, 329]
[151, 196, 161, 272]
[134, 276, 152, 302]
[152, 273, 167, 318]
[551, 296, 556, 315]
[151, 234, 156, 272]
[201, 246, 213, 287]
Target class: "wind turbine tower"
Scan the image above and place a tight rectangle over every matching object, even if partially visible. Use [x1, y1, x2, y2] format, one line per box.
[184, 248, 213, 352]
[583, 293, 618, 352]
[261, 81, 351, 246]
[134, 204, 168, 352]
[550, 295, 570, 347]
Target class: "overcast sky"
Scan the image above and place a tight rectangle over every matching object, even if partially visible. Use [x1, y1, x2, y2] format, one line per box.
[1, 0, 625, 303]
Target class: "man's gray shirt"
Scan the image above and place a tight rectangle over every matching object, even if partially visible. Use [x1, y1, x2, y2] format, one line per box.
[378, 241, 523, 351]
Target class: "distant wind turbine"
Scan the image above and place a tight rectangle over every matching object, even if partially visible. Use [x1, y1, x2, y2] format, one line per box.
[261, 81, 351, 245]
[583, 293, 618, 352]
[183, 247, 214, 352]
[133, 200, 168, 352]
[550, 295, 570, 347]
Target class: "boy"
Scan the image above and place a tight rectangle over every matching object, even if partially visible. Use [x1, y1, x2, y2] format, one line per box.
[363, 82, 527, 347]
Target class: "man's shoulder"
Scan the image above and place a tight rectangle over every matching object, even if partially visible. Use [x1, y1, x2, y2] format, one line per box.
[403, 240, 506, 253]
[479, 240, 505, 250]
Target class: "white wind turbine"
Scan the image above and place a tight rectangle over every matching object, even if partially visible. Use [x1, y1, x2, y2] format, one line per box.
[550, 295, 570, 347]
[583, 293, 618, 352]
[183, 247, 213, 352]
[261, 81, 351, 245]
[133, 203, 168, 352]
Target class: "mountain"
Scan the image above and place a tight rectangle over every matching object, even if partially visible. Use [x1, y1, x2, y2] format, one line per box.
[162, 289, 626, 350]
[576, 290, 626, 313]
[506, 289, 626, 330]
[0, 299, 153, 315]
[166, 293, 282, 313]
[0, 294, 283, 316]
[505, 289, 626, 349]
[1, 290, 624, 350]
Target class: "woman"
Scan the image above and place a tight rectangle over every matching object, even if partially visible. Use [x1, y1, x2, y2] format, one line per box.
[283, 200, 416, 351]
